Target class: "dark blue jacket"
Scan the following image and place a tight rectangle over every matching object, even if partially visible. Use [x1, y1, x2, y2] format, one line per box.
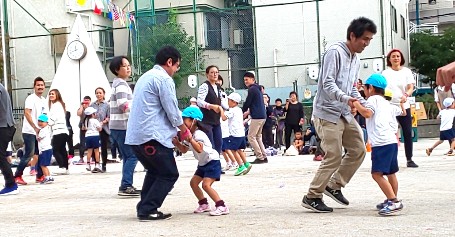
[242, 84, 266, 119]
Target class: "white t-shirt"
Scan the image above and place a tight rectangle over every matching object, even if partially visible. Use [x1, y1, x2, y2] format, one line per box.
[382, 67, 415, 109]
[85, 118, 101, 137]
[365, 95, 404, 147]
[224, 106, 244, 137]
[220, 118, 230, 138]
[186, 130, 220, 166]
[37, 125, 52, 152]
[434, 85, 455, 102]
[438, 109, 455, 131]
[22, 93, 48, 135]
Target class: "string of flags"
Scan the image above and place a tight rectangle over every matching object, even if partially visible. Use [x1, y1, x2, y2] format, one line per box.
[76, 0, 135, 29]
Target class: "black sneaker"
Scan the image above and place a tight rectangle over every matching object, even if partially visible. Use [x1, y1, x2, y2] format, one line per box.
[138, 211, 172, 221]
[118, 186, 141, 196]
[406, 160, 419, 168]
[301, 195, 333, 213]
[251, 158, 268, 164]
[91, 167, 102, 173]
[323, 186, 349, 206]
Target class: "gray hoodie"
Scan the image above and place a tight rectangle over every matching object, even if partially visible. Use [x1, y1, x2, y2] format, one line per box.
[312, 42, 366, 124]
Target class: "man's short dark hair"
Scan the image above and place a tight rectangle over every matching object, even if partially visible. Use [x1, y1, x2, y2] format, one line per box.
[155, 46, 181, 66]
[243, 72, 255, 79]
[289, 91, 298, 97]
[83, 96, 91, 100]
[34, 77, 44, 86]
[346, 17, 377, 40]
[275, 98, 282, 103]
[109, 56, 129, 76]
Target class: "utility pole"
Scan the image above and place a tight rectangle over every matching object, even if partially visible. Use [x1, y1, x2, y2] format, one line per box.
[416, 0, 420, 26]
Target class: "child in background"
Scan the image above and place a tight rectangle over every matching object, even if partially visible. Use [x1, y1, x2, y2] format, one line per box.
[83, 107, 103, 173]
[221, 115, 237, 171]
[353, 74, 406, 216]
[36, 114, 54, 184]
[220, 93, 252, 176]
[426, 97, 455, 156]
[173, 107, 229, 216]
[293, 130, 304, 153]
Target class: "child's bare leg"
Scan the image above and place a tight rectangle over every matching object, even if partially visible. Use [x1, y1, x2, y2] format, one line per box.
[87, 149, 93, 163]
[94, 149, 100, 163]
[227, 150, 242, 165]
[41, 166, 50, 177]
[202, 178, 221, 202]
[190, 175, 205, 201]
[372, 172, 396, 199]
[222, 152, 230, 164]
[226, 150, 236, 164]
[386, 174, 398, 197]
[430, 140, 443, 150]
[238, 149, 247, 164]
[30, 154, 38, 166]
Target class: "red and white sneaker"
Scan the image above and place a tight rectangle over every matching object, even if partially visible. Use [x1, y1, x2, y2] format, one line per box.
[209, 205, 229, 216]
[15, 176, 27, 185]
[194, 204, 211, 213]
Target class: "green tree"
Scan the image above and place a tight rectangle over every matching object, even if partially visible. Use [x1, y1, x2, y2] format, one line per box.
[137, 9, 203, 88]
[410, 27, 455, 87]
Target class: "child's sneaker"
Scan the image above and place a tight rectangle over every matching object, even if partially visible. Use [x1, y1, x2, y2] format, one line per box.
[194, 204, 211, 213]
[15, 176, 27, 185]
[375, 199, 388, 210]
[0, 183, 19, 196]
[426, 148, 432, 156]
[448, 150, 455, 156]
[40, 177, 54, 185]
[242, 162, 252, 175]
[29, 168, 37, 176]
[222, 164, 232, 172]
[35, 175, 45, 183]
[86, 164, 91, 171]
[234, 165, 246, 176]
[378, 200, 403, 215]
[210, 205, 229, 216]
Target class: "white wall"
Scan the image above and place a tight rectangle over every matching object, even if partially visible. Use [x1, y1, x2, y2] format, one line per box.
[253, 0, 410, 88]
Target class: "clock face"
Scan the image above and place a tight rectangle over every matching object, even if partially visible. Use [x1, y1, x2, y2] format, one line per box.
[67, 40, 87, 60]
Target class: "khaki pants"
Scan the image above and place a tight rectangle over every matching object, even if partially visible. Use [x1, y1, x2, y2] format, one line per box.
[248, 119, 267, 159]
[307, 117, 366, 199]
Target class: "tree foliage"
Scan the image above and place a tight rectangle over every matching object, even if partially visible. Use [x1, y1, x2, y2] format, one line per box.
[410, 27, 455, 87]
[137, 9, 203, 88]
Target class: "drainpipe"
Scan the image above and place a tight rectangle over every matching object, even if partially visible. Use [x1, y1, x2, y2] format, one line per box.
[416, 0, 420, 26]
[379, 0, 386, 69]
[0, 0, 8, 89]
[252, 6, 259, 83]
[273, 48, 278, 87]
[316, 0, 321, 66]
[193, 0, 199, 76]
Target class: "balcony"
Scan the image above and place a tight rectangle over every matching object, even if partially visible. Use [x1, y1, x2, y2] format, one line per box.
[409, 21, 439, 34]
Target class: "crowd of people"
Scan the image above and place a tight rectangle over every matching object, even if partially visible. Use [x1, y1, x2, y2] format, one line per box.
[2, 16, 450, 219]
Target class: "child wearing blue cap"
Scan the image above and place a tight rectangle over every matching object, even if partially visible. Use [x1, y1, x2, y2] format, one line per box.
[37, 114, 54, 184]
[173, 106, 229, 216]
[426, 97, 455, 156]
[352, 73, 406, 216]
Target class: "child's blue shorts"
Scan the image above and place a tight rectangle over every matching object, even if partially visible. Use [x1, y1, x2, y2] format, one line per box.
[371, 143, 399, 175]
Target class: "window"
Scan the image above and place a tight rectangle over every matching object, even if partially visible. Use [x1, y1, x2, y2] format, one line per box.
[401, 15, 406, 40]
[390, 5, 397, 33]
[204, 12, 231, 50]
[428, 0, 436, 5]
[99, 30, 114, 49]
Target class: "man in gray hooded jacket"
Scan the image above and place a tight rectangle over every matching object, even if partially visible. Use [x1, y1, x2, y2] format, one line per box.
[301, 17, 377, 213]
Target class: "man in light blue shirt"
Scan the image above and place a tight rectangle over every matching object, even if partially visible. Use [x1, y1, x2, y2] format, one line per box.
[126, 46, 192, 221]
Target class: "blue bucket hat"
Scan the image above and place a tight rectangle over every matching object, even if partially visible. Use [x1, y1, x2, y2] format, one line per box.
[365, 73, 387, 89]
[38, 114, 48, 122]
[182, 106, 203, 121]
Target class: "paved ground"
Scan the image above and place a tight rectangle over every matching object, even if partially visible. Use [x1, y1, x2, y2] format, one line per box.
[1, 138, 455, 237]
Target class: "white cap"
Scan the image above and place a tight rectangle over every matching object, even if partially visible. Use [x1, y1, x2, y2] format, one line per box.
[443, 97, 454, 108]
[228, 92, 241, 103]
[84, 107, 97, 115]
[190, 97, 197, 102]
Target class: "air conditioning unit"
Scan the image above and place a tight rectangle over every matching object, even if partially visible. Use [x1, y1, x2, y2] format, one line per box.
[233, 29, 244, 45]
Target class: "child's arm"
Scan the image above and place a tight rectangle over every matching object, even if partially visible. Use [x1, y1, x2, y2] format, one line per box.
[188, 138, 204, 153]
[172, 137, 189, 153]
[399, 102, 407, 116]
[353, 101, 373, 118]
[220, 106, 228, 121]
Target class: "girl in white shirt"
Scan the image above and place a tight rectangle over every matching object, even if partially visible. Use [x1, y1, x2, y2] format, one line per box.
[83, 107, 102, 173]
[426, 98, 455, 156]
[173, 107, 229, 216]
[48, 89, 69, 175]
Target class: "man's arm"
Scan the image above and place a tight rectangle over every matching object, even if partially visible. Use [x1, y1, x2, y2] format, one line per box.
[242, 87, 254, 113]
[320, 49, 352, 104]
[24, 108, 39, 133]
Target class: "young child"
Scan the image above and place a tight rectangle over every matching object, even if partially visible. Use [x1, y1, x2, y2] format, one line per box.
[220, 93, 252, 176]
[173, 107, 229, 216]
[36, 114, 54, 184]
[353, 74, 406, 216]
[293, 130, 304, 153]
[221, 115, 238, 172]
[83, 107, 103, 173]
[426, 97, 455, 156]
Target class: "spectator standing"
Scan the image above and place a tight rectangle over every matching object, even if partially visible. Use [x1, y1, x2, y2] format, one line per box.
[47, 89, 69, 175]
[90, 87, 110, 172]
[284, 91, 304, 150]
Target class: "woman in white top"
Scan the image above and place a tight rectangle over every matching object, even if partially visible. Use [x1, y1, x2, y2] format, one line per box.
[382, 49, 418, 168]
[48, 89, 70, 174]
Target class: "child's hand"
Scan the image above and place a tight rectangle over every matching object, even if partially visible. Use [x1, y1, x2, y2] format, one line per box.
[172, 137, 180, 146]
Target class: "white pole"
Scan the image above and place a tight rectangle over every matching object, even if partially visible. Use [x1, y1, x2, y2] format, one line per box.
[0, 0, 8, 90]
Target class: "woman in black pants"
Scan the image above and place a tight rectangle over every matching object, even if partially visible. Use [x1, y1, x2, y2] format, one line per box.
[382, 49, 418, 167]
[48, 89, 69, 174]
[262, 94, 275, 148]
[284, 91, 304, 150]
[91, 87, 110, 172]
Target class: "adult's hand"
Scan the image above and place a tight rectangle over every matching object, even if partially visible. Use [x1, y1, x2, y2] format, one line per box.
[348, 97, 358, 108]
[436, 61, 455, 91]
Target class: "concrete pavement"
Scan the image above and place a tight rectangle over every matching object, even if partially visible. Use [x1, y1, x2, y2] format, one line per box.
[1, 138, 454, 236]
